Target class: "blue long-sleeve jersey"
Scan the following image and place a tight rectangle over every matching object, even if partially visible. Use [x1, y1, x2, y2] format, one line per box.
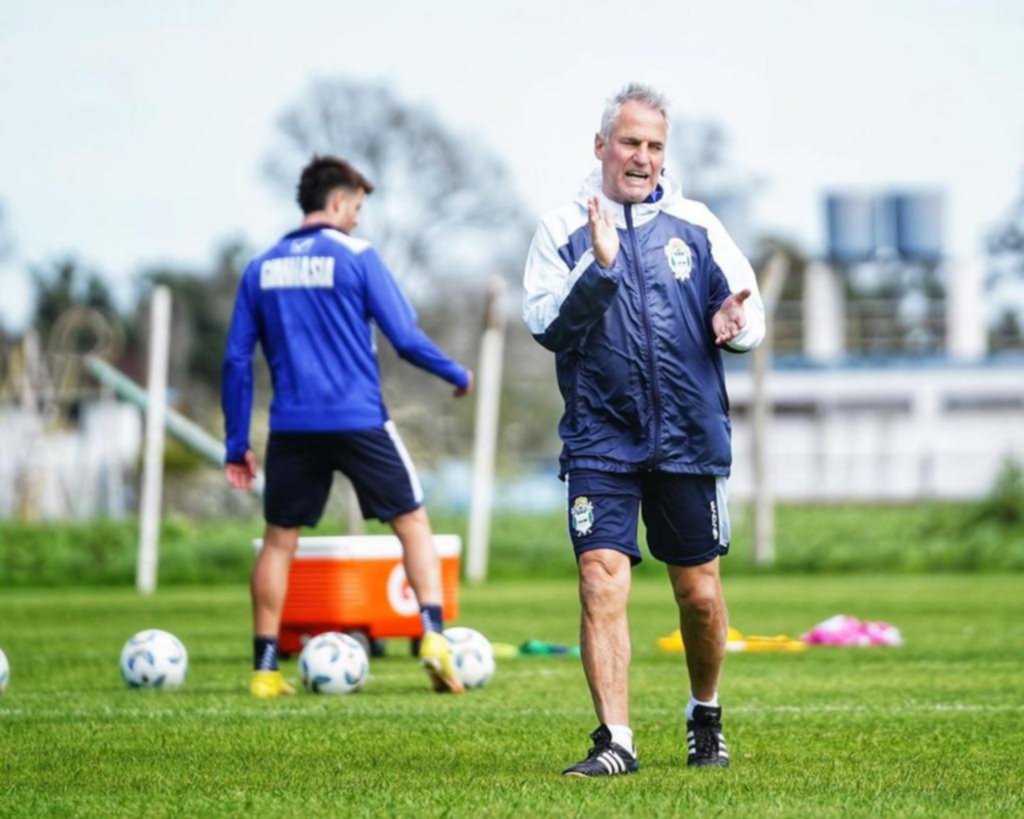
[222, 223, 469, 464]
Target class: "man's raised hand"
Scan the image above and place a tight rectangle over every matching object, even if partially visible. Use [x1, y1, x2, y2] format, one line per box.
[588, 196, 619, 268]
[711, 288, 751, 347]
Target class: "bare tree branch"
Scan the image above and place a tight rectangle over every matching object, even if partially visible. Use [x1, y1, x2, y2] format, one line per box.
[264, 78, 531, 299]
[0, 203, 14, 262]
[988, 171, 1024, 282]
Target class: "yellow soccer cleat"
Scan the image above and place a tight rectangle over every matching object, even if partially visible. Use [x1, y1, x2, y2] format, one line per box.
[418, 631, 465, 694]
[250, 669, 297, 699]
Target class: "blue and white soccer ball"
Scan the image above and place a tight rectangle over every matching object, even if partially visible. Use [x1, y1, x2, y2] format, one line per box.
[444, 627, 495, 689]
[300, 632, 369, 695]
[119, 629, 188, 689]
[0, 647, 9, 695]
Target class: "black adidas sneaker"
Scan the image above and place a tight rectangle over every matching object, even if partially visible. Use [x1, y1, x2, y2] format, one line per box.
[687, 705, 730, 767]
[562, 724, 639, 777]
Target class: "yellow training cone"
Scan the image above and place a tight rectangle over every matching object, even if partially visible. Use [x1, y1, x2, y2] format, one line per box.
[656, 627, 747, 653]
[741, 635, 808, 653]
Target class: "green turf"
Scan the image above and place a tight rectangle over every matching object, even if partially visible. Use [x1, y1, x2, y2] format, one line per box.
[1, 575, 1022, 817]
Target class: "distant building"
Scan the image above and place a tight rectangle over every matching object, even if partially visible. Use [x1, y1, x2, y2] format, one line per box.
[724, 188, 1022, 502]
[726, 361, 1023, 501]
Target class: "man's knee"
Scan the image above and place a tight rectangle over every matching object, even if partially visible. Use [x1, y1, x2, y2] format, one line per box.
[263, 525, 300, 554]
[391, 504, 429, 532]
[578, 550, 630, 611]
[671, 574, 723, 621]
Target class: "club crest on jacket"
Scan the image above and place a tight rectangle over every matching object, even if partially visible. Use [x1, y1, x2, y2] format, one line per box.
[665, 238, 694, 282]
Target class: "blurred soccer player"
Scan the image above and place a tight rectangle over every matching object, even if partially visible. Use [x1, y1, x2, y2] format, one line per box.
[523, 83, 765, 774]
[222, 156, 472, 698]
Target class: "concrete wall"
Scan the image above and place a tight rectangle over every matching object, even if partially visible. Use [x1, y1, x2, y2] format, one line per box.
[726, 364, 1024, 501]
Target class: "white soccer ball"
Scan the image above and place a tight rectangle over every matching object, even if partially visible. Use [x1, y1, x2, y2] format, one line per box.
[444, 627, 495, 689]
[120, 629, 188, 689]
[300, 632, 369, 695]
[0, 647, 9, 695]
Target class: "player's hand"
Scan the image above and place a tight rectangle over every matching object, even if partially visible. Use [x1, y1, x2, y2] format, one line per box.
[588, 196, 619, 268]
[712, 288, 751, 346]
[454, 370, 474, 398]
[225, 449, 258, 491]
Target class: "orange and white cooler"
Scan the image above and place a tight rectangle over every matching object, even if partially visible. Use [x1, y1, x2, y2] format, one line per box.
[255, 535, 461, 654]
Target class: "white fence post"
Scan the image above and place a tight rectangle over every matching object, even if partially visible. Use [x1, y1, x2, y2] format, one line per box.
[803, 260, 845, 363]
[751, 253, 789, 567]
[947, 257, 987, 362]
[466, 276, 506, 583]
[137, 286, 171, 595]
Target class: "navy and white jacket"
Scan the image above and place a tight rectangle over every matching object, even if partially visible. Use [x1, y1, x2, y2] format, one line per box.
[222, 224, 469, 464]
[523, 170, 765, 478]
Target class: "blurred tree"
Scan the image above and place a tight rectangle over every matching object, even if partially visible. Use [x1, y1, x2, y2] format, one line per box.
[264, 77, 532, 300]
[29, 257, 119, 345]
[0, 202, 14, 261]
[672, 120, 728, 195]
[261, 78, 543, 466]
[986, 170, 1024, 349]
[137, 238, 252, 400]
[671, 118, 763, 257]
[754, 236, 810, 357]
[0, 204, 14, 342]
[987, 171, 1024, 276]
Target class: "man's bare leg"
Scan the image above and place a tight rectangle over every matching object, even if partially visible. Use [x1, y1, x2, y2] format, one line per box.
[578, 549, 633, 726]
[249, 523, 299, 697]
[561, 548, 638, 775]
[390, 505, 462, 693]
[667, 557, 731, 766]
[666, 558, 727, 701]
[390, 506, 442, 606]
[252, 523, 300, 636]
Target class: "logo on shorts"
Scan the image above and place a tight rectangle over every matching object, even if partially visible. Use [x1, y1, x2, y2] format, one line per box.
[386, 564, 420, 617]
[665, 238, 694, 282]
[710, 500, 719, 541]
[571, 496, 595, 537]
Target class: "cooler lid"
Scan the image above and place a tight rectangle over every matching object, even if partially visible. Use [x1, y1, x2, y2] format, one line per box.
[252, 534, 461, 560]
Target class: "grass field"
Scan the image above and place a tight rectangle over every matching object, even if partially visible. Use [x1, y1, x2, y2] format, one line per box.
[1, 575, 1023, 817]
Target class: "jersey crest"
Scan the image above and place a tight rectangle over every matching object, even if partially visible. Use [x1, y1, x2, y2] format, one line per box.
[665, 237, 694, 282]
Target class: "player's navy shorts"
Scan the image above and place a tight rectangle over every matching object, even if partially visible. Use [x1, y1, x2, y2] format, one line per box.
[565, 470, 730, 567]
[263, 421, 423, 528]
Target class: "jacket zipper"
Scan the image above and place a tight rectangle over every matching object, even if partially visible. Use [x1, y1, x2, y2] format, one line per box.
[624, 204, 662, 467]
[569, 355, 580, 428]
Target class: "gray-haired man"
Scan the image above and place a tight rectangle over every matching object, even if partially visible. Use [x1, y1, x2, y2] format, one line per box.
[523, 83, 764, 775]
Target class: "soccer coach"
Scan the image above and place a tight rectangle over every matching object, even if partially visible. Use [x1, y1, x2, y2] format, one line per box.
[223, 156, 472, 698]
[523, 83, 765, 775]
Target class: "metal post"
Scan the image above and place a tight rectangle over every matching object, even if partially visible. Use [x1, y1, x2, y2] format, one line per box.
[946, 257, 987, 362]
[137, 286, 171, 595]
[83, 354, 264, 496]
[466, 276, 506, 583]
[751, 253, 789, 568]
[802, 260, 845, 363]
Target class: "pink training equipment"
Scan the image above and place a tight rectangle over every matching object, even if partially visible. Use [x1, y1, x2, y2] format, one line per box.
[801, 614, 904, 647]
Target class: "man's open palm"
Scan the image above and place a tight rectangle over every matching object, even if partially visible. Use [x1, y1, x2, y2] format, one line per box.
[588, 196, 619, 268]
[712, 288, 751, 346]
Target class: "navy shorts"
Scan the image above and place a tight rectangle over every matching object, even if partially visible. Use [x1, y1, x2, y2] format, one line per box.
[566, 470, 730, 567]
[263, 422, 423, 528]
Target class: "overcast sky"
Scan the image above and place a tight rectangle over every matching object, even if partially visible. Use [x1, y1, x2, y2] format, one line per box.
[1, 0, 1022, 329]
